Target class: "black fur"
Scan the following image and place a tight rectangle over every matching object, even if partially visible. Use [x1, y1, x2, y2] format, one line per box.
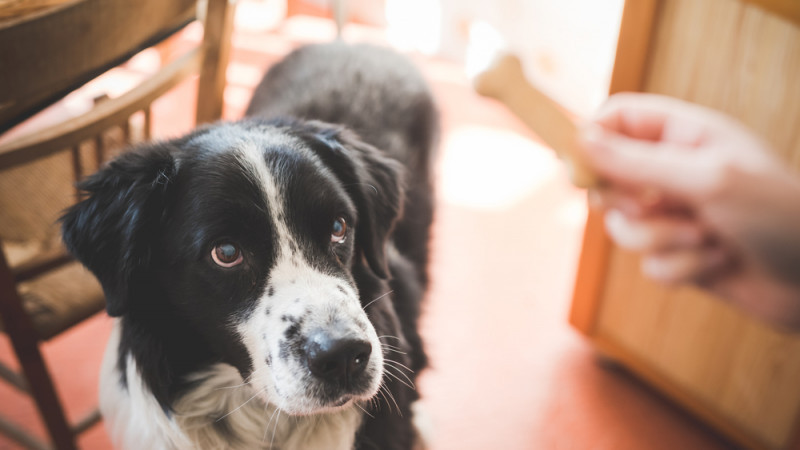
[61, 42, 437, 449]
[248, 44, 436, 448]
[248, 43, 438, 286]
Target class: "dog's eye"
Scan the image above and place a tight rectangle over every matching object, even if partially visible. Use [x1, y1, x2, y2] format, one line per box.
[212, 243, 243, 267]
[331, 217, 347, 243]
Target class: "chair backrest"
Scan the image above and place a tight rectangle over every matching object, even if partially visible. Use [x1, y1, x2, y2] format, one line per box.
[0, 0, 197, 133]
[0, 0, 233, 276]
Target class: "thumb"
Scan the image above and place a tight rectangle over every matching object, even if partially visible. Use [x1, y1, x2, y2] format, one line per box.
[580, 125, 712, 199]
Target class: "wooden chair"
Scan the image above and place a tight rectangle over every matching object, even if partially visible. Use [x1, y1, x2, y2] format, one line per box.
[0, 0, 235, 448]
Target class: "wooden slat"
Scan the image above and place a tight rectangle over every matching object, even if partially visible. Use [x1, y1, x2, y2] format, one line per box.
[0, 47, 203, 171]
[606, 0, 662, 94]
[196, 0, 237, 124]
[122, 117, 131, 142]
[94, 134, 104, 167]
[145, 107, 153, 140]
[568, 210, 614, 333]
[70, 144, 83, 202]
[568, 0, 661, 335]
[0, 414, 49, 450]
[0, 361, 28, 393]
[71, 409, 101, 435]
[11, 247, 73, 282]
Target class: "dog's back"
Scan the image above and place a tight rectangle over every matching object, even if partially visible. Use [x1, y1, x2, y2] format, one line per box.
[247, 43, 438, 283]
[247, 43, 437, 175]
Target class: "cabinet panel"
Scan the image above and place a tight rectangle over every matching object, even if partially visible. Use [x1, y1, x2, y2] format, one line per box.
[577, 0, 800, 448]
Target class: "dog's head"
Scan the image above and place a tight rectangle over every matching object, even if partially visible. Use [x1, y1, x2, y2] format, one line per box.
[62, 119, 404, 415]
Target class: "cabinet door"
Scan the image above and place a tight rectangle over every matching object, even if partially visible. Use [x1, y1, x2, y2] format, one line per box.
[570, 1, 800, 449]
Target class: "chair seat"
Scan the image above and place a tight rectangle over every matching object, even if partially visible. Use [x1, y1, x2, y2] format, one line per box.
[3, 261, 106, 341]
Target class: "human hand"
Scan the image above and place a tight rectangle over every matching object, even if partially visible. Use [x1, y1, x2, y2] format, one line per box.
[579, 93, 800, 330]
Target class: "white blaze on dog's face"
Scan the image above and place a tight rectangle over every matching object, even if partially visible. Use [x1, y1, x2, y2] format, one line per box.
[230, 137, 384, 415]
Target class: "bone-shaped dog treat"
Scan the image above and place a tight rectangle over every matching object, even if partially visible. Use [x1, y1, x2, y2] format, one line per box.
[473, 53, 599, 188]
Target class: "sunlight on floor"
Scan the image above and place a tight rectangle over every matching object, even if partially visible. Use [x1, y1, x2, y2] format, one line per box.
[439, 125, 561, 210]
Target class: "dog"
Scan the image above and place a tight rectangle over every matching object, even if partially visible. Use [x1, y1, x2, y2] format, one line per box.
[61, 42, 438, 449]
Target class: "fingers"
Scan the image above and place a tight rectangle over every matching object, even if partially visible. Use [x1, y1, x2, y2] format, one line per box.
[641, 248, 730, 285]
[591, 93, 730, 144]
[589, 185, 686, 218]
[588, 188, 645, 217]
[580, 125, 720, 199]
[591, 93, 673, 141]
[603, 209, 705, 253]
[580, 92, 774, 201]
[579, 93, 744, 198]
[602, 208, 731, 284]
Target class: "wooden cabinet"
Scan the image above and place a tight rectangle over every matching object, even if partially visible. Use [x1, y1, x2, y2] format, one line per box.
[569, 1, 800, 449]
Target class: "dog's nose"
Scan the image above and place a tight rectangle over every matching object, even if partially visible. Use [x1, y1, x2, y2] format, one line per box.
[305, 332, 372, 386]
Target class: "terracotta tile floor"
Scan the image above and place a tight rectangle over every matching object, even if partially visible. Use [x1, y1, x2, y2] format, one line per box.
[0, 15, 734, 450]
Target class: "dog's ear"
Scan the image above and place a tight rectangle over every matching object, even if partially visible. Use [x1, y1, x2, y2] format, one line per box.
[297, 121, 404, 279]
[61, 143, 177, 316]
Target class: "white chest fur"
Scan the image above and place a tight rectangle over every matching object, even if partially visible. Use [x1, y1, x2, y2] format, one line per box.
[99, 322, 363, 450]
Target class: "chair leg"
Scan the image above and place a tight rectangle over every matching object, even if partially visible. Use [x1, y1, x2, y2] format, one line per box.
[196, 0, 237, 125]
[0, 252, 77, 450]
[14, 341, 78, 450]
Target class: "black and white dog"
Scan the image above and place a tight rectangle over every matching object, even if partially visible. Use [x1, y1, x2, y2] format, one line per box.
[61, 43, 437, 449]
